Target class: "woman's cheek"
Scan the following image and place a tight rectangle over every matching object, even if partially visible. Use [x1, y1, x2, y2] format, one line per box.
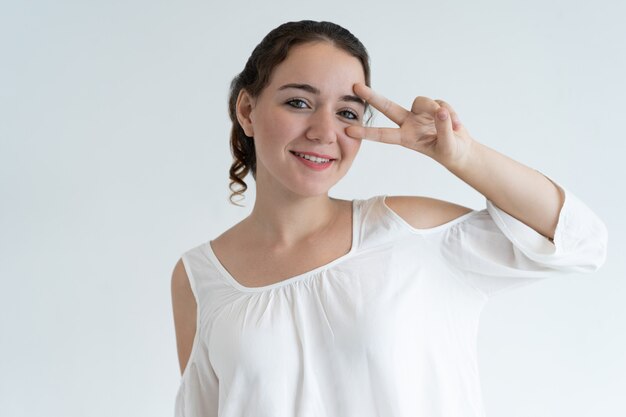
[269, 112, 302, 141]
[341, 136, 361, 161]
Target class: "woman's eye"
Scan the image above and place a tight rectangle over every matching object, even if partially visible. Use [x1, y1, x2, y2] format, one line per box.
[339, 109, 359, 120]
[286, 99, 309, 109]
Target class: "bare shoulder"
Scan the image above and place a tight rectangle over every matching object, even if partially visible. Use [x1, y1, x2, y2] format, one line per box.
[171, 258, 196, 376]
[383, 195, 474, 229]
[171, 258, 193, 294]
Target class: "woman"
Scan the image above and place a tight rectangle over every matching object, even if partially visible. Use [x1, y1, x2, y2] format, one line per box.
[171, 20, 607, 417]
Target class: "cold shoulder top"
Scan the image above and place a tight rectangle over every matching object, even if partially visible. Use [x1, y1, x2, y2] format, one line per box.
[174, 174, 607, 417]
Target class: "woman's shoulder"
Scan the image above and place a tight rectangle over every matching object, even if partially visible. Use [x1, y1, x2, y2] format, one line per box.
[210, 218, 248, 251]
[381, 195, 475, 230]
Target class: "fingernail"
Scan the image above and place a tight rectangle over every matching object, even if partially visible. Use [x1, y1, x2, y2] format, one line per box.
[437, 110, 447, 120]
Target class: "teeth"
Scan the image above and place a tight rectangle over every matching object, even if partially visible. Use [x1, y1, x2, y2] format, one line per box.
[293, 152, 331, 163]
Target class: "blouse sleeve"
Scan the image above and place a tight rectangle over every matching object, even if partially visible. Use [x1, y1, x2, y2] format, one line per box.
[174, 252, 220, 417]
[440, 173, 608, 299]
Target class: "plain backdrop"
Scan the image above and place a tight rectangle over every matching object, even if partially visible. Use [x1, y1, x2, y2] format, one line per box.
[1, 1, 625, 416]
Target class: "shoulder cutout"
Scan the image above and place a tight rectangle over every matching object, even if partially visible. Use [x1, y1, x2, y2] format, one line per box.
[172, 257, 195, 299]
[171, 258, 197, 376]
[384, 195, 474, 229]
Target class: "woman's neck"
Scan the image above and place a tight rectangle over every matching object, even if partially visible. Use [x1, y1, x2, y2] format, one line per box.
[245, 189, 341, 249]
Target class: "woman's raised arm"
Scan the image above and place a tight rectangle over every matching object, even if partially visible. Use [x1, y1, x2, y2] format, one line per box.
[345, 82, 564, 240]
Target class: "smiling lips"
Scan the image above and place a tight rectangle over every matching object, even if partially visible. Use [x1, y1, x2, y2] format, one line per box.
[290, 150, 336, 170]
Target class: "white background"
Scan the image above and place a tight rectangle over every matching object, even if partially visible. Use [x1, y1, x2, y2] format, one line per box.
[1, 0, 625, 416]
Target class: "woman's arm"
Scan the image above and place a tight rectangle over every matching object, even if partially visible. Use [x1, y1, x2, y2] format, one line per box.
[443, 139, 565, 241]
[346, 82, 565, 241]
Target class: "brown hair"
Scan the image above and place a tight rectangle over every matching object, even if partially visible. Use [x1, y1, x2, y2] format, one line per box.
[227, 20, 372, 206]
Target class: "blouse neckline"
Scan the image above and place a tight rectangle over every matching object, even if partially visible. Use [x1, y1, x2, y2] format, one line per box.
[203, 199, 361, 293]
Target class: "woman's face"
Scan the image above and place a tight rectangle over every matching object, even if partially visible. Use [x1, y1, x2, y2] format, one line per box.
[240, 41, 367, 198]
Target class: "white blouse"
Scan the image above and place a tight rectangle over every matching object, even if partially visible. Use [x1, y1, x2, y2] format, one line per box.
[174, 175, 607, 417]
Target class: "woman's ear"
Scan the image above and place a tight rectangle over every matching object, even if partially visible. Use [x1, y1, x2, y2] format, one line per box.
[236, 89, 255, 137]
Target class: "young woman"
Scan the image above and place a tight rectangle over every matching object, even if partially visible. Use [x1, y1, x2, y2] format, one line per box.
[171, 20, 607, 417]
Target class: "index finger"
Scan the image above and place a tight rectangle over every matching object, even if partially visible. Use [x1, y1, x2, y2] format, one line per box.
[354, 83, 409, 126]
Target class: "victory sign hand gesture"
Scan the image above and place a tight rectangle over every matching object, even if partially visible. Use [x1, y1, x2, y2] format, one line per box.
[346, 83, 476, 170]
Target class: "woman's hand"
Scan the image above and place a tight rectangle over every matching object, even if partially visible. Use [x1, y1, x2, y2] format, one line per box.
[346, 83, 475, 170]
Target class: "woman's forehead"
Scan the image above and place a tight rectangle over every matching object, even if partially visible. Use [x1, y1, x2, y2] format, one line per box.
[267, 42, 366, 92]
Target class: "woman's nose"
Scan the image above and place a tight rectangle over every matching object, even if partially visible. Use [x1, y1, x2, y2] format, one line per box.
[305, 109, 338, 144]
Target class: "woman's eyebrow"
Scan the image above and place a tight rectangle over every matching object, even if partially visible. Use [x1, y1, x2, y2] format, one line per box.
[278, 83, 320, 95]
[278, 83, 366, 107]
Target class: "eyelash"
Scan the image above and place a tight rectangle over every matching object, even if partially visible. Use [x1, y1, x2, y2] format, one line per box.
[285, 98, 359, 121]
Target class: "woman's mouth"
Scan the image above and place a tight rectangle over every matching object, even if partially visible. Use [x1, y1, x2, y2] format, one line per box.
[290, 151, 335, 170]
